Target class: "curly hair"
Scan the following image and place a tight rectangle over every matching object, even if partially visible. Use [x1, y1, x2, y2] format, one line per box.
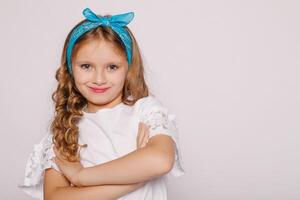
[50, 15, 149, 162]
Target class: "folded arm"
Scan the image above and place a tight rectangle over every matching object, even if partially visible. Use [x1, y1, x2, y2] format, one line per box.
[78, 134, 176, 186]
[44, 168, 145, 200]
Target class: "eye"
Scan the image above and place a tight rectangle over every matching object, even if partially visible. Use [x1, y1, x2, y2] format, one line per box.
[80, 64, 91, 70]
[107, 64, 119, 71]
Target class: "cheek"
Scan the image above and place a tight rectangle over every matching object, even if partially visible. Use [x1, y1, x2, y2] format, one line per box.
[73, 78, 85, 90]
[112, 72, 127, 85]
[73, 71, 91, 85]
[75, 76, 89, 85]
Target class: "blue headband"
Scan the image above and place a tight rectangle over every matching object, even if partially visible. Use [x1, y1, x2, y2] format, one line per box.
[66, 8, 134, 74]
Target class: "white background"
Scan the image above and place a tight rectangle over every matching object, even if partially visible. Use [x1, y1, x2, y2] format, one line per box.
[0, 0, 299, 199]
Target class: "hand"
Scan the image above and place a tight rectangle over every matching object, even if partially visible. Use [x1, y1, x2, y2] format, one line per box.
[136, 122, 150, 149]
[52, 146, 84, 187]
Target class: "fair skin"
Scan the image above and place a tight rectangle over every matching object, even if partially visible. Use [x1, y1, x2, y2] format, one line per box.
[44, 123, 150, 200]
[71, 39, 129, 112]
[45, 39, 176, 199]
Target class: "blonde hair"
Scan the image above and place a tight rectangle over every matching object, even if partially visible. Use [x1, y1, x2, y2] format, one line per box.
[50, 16, 149, 162]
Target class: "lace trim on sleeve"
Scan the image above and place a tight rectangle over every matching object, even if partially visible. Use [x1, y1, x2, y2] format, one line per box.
[17, 132, 60, 199]
[139, 96, 185, 178]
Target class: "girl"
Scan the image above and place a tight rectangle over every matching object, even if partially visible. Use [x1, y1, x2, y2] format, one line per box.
[18, 7, 185, 200]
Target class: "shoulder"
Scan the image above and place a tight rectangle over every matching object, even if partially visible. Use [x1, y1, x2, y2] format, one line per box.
[135, 95, 166, 114]
[135, 95, 176, 124]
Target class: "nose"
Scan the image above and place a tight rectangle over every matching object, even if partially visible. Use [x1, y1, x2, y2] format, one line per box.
[92, 68, 107, 85]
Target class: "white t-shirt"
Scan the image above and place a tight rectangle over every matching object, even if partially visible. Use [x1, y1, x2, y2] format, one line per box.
[18, 95, 185, 199]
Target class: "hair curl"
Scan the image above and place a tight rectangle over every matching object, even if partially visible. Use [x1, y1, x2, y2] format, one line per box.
[50, 15, 150, 162]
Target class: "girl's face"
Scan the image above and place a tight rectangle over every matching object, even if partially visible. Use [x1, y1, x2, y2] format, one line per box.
[72, 39, 129, 112]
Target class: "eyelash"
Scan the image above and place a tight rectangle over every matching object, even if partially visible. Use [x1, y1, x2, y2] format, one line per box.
[79, 64, 119, 71]
[80, 64, 91, 70]
[108, 64, 119, 70]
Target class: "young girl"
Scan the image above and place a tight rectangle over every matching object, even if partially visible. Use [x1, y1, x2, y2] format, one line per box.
[18, 7, 185, 200]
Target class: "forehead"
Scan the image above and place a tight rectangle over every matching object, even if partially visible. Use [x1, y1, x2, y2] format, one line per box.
[73, 39, 126, 62]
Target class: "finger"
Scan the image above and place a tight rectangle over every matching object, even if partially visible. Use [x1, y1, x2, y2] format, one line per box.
[137, 123, 142, 139]
[140, 133, 149, 148]
[51, 157, 60, 166]
[141, 124, 150, 142]
[137, 123, 141, 147]
[139, 123, 148, 146]
[137, 123, 146, 148]
[55, 156, 68, 167]
[139, 123, 149, 148]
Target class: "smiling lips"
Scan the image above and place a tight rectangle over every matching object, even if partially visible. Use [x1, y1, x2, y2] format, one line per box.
[89, 86, 110, 93]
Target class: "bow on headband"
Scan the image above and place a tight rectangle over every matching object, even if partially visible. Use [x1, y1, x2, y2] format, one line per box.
[66, 8, 135, 74]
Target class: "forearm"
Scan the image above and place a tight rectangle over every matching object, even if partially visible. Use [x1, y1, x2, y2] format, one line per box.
[49, 183, 144, 200]
[79, 145, 170, 186]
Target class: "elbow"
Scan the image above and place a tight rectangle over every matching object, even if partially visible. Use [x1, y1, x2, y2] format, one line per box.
[145, 135, 176, 177]
[163, 156, 175, 174]
[155, 152, 175, 176]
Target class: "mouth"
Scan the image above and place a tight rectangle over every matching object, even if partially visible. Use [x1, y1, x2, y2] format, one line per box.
[88, 86, 110, 93]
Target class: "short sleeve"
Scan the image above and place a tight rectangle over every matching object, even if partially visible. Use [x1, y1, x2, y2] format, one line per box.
[17, 131, 61, 199]
[138, 96, 185, 178]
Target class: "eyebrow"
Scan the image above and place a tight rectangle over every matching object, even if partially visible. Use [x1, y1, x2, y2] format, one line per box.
[74, 61, 94, 65]
[75, 60, 123, 65]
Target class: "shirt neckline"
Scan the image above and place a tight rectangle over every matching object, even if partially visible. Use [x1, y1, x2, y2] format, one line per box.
[82, 101, 125, 115]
